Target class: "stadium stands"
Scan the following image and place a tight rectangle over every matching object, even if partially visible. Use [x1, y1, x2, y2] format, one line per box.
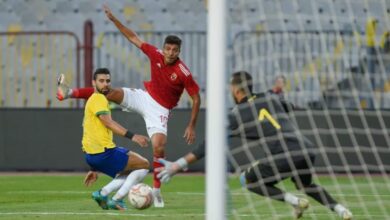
[0, 0, 390, 108]
[1, 0, 389, 38]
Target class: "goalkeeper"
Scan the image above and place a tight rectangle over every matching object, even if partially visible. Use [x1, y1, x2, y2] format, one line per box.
[158, 71, 353, 220]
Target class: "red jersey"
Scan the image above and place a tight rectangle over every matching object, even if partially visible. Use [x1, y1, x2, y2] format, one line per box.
[141, 43, 200, 109]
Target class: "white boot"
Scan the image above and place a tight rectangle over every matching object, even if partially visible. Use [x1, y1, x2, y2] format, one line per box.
[153, 188, 164, 208]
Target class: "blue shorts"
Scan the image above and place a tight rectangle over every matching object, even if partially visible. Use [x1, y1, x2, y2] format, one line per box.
[85, 147, 129, 178]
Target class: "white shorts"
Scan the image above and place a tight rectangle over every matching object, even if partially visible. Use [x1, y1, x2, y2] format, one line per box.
[120, 88, 170, 138]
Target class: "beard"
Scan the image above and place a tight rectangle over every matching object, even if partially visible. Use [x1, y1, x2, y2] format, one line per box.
[97, 87, 111, 95]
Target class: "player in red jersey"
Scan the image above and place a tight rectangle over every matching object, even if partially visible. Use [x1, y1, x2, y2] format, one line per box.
[57, 5, 201, 208]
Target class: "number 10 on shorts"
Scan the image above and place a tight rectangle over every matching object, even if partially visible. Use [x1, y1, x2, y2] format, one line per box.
[160, 115, 168, 128]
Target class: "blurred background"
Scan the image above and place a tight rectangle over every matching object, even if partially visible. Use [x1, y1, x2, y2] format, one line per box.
[0, 1, 389, 219]
[0, 0, 389, 177]
[1, 0, 390, 109]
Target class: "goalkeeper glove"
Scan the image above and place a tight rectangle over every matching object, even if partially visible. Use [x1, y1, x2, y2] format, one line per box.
[157, 158, 188, 183]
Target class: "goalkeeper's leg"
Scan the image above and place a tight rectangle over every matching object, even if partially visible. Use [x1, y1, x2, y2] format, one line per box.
[241, 164, 309, 219]
[292, 160, 353, 220]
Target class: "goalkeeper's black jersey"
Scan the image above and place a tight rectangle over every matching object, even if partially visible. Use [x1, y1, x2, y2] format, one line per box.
[228, 92, 314, 156]
[190, 92, 314, 161]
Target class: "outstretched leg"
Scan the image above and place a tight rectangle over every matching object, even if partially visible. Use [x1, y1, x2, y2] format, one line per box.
[56, 73, 124, 104]
[241, 163, 309, 219]
[56, 74, 94, 100]
[293, 172, 353, 219]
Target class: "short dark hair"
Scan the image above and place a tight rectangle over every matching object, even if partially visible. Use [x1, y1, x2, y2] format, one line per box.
[93, 68, 110, 80]
[230, 71, 253, 94]
[164, 35, 182, 48]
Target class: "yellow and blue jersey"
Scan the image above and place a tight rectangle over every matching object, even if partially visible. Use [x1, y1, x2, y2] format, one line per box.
[82, 93, 115, 154]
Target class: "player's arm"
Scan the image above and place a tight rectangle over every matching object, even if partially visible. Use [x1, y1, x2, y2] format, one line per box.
[157, 141, 205, 183]
[183, 93, 201, 145]
[98, 114, 149, 147]
[103, 5, 144, 48]
[228, 108, 240, 135]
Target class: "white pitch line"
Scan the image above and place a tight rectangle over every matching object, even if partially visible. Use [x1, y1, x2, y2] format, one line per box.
[0, 212, 204, 217]
[0, 212, 387, 218]
[7, 191, 90, 194]
[7, 190, 390, 197]
[176, 192, 390, 197]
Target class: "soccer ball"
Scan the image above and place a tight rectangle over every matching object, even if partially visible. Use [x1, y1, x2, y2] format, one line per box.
[128, 183, 154, 209]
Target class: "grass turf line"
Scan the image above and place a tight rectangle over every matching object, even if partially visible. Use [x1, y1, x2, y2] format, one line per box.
[0, 174, 389, 220]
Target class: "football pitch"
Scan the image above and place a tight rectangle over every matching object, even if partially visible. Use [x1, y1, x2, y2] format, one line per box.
[0, 174, 389, 220]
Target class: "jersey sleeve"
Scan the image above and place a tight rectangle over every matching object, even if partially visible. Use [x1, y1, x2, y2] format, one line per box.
[90, 94, 110, 116]
[228, 108, 239, 131]
[228, 113, 241, 137]
[140, 43, 160, 61]
[179, 63, 200, 96]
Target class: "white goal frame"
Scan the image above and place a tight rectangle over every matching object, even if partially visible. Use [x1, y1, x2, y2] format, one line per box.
[206, 0, 227, 219]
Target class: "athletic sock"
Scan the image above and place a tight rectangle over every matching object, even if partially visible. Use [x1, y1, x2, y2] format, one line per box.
[334, 204, 347, 216]
[153, 187, 161, 195]
[100, 175, 126, 196]
[153, 156, 164, 188]
[71, 87, 94, 99]
[284, 192, 299, 206]
[112, 169, 149, 201]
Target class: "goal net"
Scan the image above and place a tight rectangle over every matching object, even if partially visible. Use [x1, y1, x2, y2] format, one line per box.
[225, 0, 390, 219]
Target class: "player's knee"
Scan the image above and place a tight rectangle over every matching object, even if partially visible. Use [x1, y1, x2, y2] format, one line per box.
[152, 134, 166, 146]
[153, 145, 165, 157]
[141, 157, 150, 169]
[128, 152, 150, 169]
[151, 133, 166, 157]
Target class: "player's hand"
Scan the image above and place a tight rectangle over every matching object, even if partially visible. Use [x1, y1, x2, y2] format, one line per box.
[84, 171, 98, 187]
[157, 159, 181, 183]
[132, 134, 149, 147]
[183, 125, 196, 145]
[103, 4, 115, 21]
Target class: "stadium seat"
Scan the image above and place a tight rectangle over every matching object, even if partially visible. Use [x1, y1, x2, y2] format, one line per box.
[77, 0, 99, 14]
[262, 0, 278, 18]
[349, 1, 367, 18]
[55, 0, 76, 14]
[297, 0, 315, 16]
[279, 1, 297, 15]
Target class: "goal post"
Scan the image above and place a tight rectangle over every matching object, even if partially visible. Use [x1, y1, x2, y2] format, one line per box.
[214, 0, 390, 219]
[206, 0, 227, 219]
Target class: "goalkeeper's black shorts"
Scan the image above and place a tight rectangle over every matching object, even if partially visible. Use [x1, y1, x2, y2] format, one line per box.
[244, 155, 315, 186]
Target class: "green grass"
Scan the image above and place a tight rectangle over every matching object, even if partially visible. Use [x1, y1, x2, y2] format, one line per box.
[0, 174, 389, 220]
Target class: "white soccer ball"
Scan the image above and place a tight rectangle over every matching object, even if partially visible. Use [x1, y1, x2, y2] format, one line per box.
[128, 183, 154, 209]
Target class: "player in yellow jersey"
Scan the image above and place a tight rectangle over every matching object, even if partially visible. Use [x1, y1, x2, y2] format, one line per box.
[80, 68, 150, 210]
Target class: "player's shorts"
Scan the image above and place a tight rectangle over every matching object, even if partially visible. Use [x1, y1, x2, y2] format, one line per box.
[85, 147, 129, 178]
[120, 88, 170, 138]
[244, 155, 315, 186]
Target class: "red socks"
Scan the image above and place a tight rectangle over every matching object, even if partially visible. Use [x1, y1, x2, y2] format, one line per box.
[153, 156, 164, 188]
[71, 87, 94, 100]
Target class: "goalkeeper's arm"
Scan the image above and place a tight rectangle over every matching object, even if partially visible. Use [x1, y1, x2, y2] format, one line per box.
[157, 141, 205, 183]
